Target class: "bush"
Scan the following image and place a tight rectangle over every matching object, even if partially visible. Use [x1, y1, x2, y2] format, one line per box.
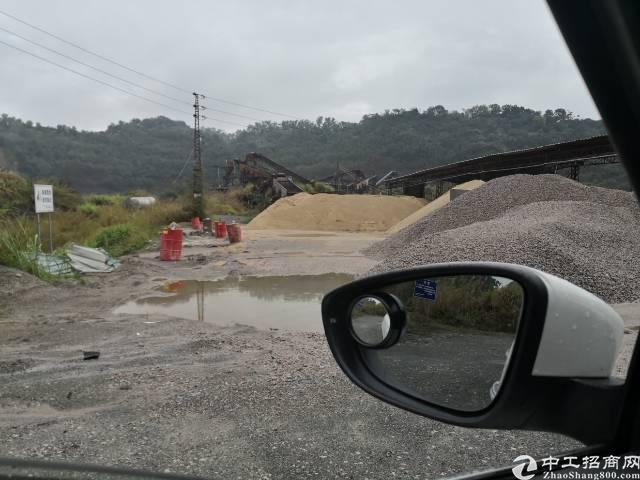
[91, 224, 148, 257]
[0, 170, 32, 217]
[301, 181, 334, 194]
[86, 194, 120, 206]
[78, 202, 98, 216]
[209, 199, 237, 215]
[312, 182, 334, 193]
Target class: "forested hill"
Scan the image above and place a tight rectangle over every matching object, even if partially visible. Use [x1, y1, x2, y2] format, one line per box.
[0, 105, 607, 193]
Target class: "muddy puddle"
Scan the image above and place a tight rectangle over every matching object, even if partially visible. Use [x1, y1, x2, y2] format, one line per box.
[114, 274, 353, 332]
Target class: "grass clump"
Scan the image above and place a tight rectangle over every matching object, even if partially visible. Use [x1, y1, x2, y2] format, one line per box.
[91, 224, 148, 257]
[0, 218, 51, 278]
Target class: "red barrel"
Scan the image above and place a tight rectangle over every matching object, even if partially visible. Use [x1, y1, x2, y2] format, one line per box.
[191, 217, 202, 231]
[226, 223, 242, 243]
[160, 228, 183, 261]
[214, 221, 227, 239]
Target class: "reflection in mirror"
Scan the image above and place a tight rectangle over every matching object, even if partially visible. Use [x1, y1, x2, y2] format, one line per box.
[360, 275, 524, 412]
[350, 296, 391, 347]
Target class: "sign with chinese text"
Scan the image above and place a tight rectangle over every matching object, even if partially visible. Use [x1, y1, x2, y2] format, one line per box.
[34, 184, 54, 213]
[414, 279, 437, 301]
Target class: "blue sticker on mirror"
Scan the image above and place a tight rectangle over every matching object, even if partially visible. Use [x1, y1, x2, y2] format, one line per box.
[414, 279, 437, 300]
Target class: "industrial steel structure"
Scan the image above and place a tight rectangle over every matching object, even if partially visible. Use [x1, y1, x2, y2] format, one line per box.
[384, 135, 618, 197]
[224, 152, 309, 188]
[223, 153, 309, 206]
[318, 165, 398, 194]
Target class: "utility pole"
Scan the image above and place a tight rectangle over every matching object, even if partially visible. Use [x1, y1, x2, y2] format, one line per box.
[192, 92, 205, 219]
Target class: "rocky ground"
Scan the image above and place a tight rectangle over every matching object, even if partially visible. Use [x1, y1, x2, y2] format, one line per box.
[0, 228, 636, 479]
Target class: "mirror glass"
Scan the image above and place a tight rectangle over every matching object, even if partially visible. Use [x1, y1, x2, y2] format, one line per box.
[356, 274, 524, 412]
[350, 296, 392, 346]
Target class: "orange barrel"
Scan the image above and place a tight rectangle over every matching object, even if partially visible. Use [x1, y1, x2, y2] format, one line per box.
[160, 228, 183, 261]
[191, 216, 202, 230]
[226, 223, 242, 243]
[215, 221, 227, 239]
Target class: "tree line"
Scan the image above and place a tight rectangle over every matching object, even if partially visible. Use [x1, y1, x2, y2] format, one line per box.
[1, 104, 628, 194]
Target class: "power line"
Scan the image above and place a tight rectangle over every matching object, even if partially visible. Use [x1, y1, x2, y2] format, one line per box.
[0, 25, 188, 106]
[0, 25, 265, 123]
[0, 9, 299, 120]
[0, 38, 190, 116]
[0, 9, 190, 94]
[172, 147, 193, 184]
[199, 105, 262, 122]
[198, 93, 298, 120]
[0, 38, 248, 127]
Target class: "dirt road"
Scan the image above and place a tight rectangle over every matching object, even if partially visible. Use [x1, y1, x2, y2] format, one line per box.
[1, 229, 632, 479]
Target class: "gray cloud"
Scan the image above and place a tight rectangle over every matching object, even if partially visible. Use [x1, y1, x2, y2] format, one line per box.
[0, 0, 599, 132]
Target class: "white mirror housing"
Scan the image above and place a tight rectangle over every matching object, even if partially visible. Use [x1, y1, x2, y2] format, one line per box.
[532, 271, 624, 378]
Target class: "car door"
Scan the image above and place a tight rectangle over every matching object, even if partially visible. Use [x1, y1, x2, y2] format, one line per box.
[321, 1, 640, 479]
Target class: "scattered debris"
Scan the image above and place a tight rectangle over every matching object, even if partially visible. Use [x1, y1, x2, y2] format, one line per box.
[36, 253, 73, 275]
[66, 244, 119, 273]
[185, 254, 207, 264]
[82, 351, 100, 361]
[31, 245, 120, 276]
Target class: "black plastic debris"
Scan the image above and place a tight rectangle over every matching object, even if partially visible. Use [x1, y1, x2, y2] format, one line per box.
[82, 351, 100, 360]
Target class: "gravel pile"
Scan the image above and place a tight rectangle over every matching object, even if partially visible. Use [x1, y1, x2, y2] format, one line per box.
[386, 179, 484, 234]
[366, 175, 640, 303]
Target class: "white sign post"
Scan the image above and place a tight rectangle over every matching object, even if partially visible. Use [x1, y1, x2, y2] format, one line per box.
[34, 184, 54, 252]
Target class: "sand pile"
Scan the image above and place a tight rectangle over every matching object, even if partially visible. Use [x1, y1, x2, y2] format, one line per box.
[387, 179, 485, 234]
[366, 175, 640, 303]
[248, 193, 425, 232]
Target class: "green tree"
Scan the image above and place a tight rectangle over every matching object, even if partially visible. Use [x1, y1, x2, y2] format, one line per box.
[0, 105, 622, 194]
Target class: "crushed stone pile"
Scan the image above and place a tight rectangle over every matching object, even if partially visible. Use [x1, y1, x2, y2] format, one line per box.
[366, 175, 640, 303]
[387, 179, 485, 234]
[248, 193, 425, 232]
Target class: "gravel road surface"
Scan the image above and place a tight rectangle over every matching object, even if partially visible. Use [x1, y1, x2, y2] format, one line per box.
[1, 227, 636, 479]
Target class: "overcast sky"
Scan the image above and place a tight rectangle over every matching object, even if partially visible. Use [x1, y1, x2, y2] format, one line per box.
[0, 0, 599, 132]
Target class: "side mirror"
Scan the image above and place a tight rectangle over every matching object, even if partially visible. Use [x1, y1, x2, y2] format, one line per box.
[321, 262, 625, 444]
